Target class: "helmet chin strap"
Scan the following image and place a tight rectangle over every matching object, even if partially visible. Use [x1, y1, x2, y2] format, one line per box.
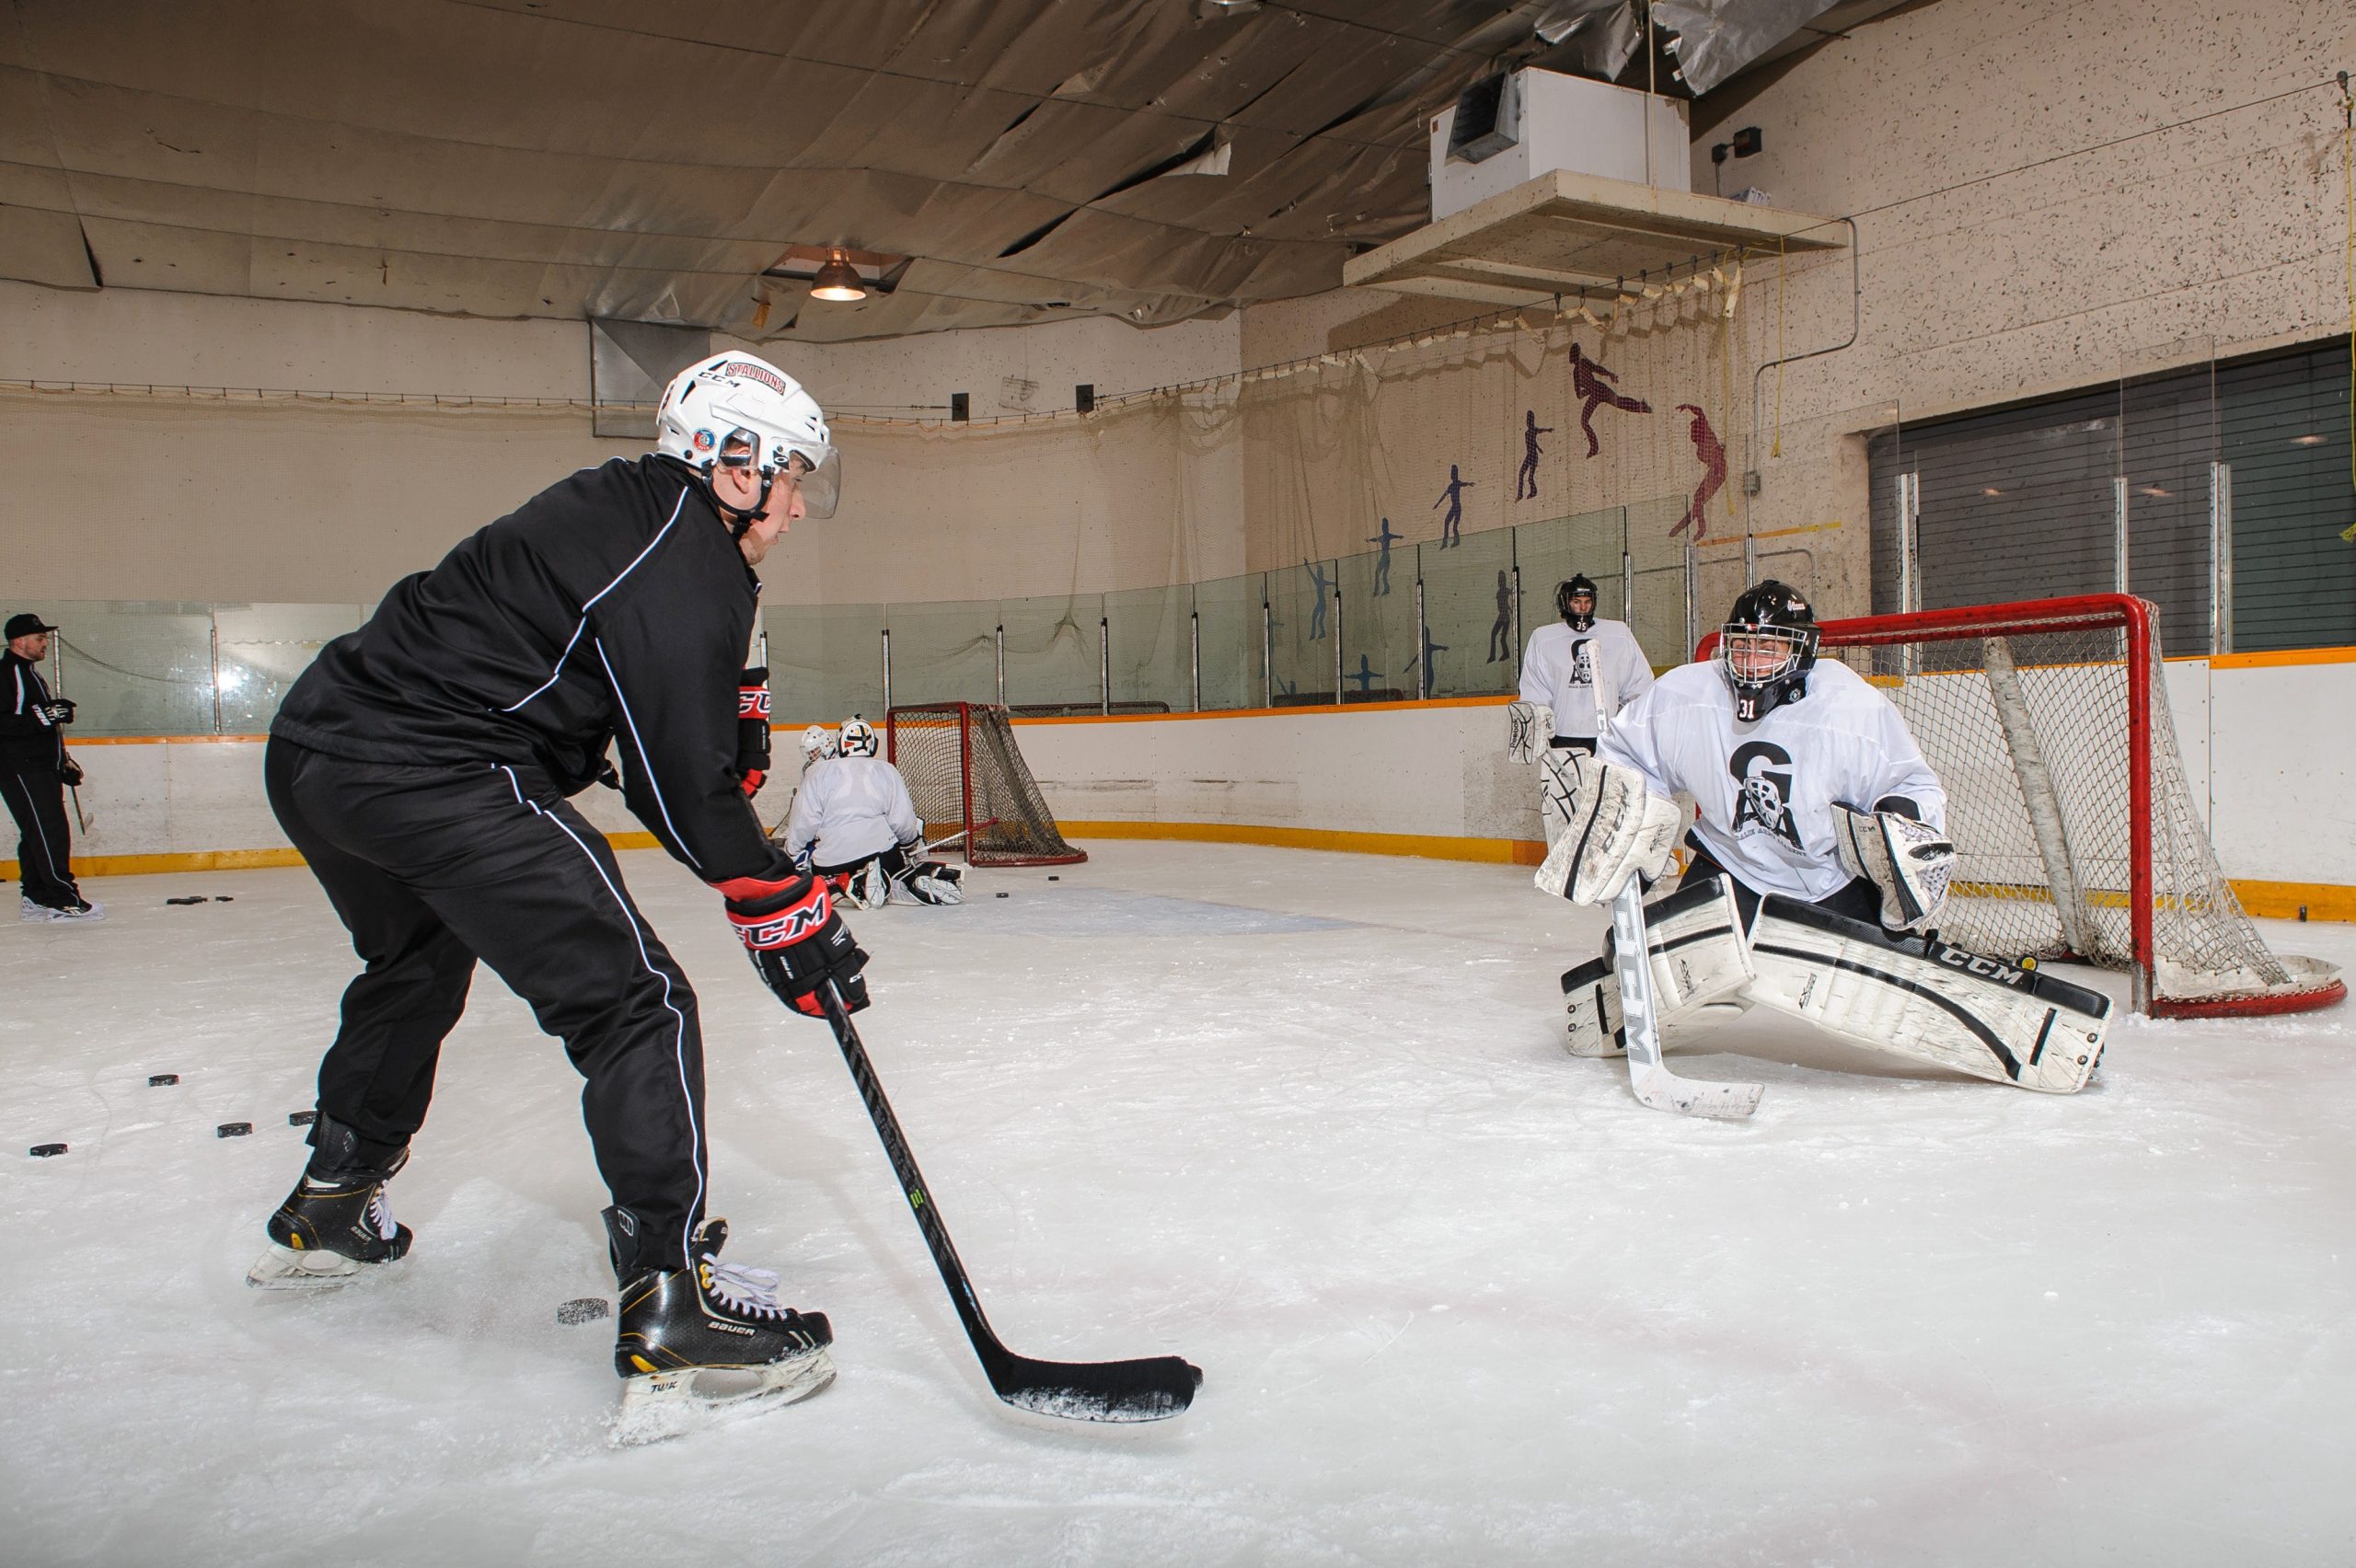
[702, 465, 778, 543]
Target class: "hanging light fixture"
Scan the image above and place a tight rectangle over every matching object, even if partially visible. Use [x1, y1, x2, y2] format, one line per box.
[809, 249, 866, 302]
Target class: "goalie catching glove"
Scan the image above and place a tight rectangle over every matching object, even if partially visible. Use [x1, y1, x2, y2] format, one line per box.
[1533, 754, 1682, 905]
[716, 870, 869, 1018]
[1831, 802, 1955, 932]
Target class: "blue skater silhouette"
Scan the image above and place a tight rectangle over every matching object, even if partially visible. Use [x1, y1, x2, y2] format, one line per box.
[1485, 569, 1514, 663]
[1403, 625, 1449, 695]
[1345, 653, 1379, 694]
[1433, 466, 1475, 548]
[1516, 409, 1554, 501]
[1365, 517, 1402, 595]
[1305, 559, 1332, 640]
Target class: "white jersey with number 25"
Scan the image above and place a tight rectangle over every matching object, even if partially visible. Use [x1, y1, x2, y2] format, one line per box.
[1519, 617, 1655, 738]
[1597, 658, 1946, 903]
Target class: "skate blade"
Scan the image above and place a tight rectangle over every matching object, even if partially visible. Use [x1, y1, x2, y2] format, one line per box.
[245, 1242, 365, 1291]
[608, 1348, 837, 1447]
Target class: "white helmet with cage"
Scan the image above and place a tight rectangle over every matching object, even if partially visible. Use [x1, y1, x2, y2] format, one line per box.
[800, 723, 836, 764]
[655, 352, 841, 521]
[838, 717, 879, 759]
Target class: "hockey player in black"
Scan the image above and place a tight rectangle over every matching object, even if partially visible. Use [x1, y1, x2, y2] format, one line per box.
[2, 613, 99, 921]
[249, 353, 865, 1434]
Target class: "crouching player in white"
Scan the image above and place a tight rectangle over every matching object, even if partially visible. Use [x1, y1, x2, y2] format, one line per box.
[782, 718, 964, 909]
[1537, 581, 2109, 1093]
[1507, 574, 1656, 849]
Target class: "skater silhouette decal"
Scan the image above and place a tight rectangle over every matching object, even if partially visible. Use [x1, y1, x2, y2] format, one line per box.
[1365, 517, 1401, 595]
[1670, 404, 1727, 539]
[1568, 342, 1651, 457]
[1433, 465, 1475, 548]
[1515, 409, 1553, 501]
[1404, 624, 1449, 695]
[1305, 560, 1333, 640]
[1485, 569, 1514, 663]
[1345, 653, 1379, 695]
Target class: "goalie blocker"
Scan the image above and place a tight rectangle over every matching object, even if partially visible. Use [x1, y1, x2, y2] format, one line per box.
[1565, 882, 2111, 1093]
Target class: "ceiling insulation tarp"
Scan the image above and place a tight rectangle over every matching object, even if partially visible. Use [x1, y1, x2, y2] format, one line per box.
[0, 0, 1885, 341]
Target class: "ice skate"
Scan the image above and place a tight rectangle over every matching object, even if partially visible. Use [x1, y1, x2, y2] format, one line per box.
[606, 1209, 834, 1447]
[246, 1114, 412, 1291]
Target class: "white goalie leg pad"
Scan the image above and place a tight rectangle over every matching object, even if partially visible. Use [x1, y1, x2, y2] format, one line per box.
[1561, 877, 1756, 1057]
[895, 860, 964, 905]
[1507, 701, 1553, 766]
[1742, 896, 2110, 1092]
[1831, 804, 1957, 932]
[1537, 743, 1581, 849]
[1534, 758, 1681, 905]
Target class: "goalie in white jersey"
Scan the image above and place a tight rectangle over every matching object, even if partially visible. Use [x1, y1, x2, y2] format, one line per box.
[1518, 575, 1654, 754]
[781, 718, 964, 909]
[1539, 581, 2110, 1094]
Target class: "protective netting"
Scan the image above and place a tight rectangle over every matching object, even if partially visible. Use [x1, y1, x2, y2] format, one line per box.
[1818, 597, 2343, 1017]
[885, 702, 1086, 868]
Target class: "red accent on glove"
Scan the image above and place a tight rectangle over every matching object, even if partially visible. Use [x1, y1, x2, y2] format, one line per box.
[739, 767, 767, 798]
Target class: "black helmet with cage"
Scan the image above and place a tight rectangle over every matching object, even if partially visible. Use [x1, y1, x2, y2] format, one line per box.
[1718, 580, 1820, 722]
[1554, 574, 1600, 631]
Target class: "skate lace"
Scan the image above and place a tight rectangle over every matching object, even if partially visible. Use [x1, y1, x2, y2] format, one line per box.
[365, 1185, 398, 1241]
[701, 1256, 790, 1319]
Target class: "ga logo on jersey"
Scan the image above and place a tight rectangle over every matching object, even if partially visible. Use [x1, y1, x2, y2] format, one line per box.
[1568, 638, 1593, 687]
[1728, 740, 1804, 849]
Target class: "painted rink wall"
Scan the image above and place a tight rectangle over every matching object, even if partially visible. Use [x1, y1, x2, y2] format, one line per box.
[9, 655, 2351, 919]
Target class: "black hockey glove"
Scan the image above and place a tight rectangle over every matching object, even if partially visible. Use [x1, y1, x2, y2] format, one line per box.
[58, 754, 84, 788]
[735, 666, 772, 797]
[34, 698, 75, 725]
[716, 870, 869, 1019]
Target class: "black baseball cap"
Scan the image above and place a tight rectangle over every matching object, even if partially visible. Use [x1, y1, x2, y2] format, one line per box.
[6, 614, 58, 640]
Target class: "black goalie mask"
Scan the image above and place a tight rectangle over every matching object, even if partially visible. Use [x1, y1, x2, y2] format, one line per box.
[1718, 580, 1819, 722]
[1555, 574, 1599, 631]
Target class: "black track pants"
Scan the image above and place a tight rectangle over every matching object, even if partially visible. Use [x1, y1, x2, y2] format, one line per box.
[266, 738, 710, 1274]
[3, 767, 80, 908]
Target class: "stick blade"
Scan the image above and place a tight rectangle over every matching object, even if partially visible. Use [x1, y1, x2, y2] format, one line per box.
[993, 1353, 1203, 1424]
[1634, 1065, 1762, 1121]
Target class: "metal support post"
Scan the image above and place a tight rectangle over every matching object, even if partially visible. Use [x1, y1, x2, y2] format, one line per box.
[2112, 474, 2131, 595]
[1680, 545, 1698, 662]
[1742, 532, 1758, 587]
[1508, 562, 1523, 678]
[1189, 608, 1201, 712]
[1099, 616, 1111, 716]
[1262, 598, 1274, 708]
[994, 624, 1006, 706]
[880, 627, 892, 715]
[1620, 549, 1634, 627]
[1413, 575, 1428, 700]
[209, 615, 225, 734]
[1332, 584, 1343, 705]
[2209, 461, 2233, 655]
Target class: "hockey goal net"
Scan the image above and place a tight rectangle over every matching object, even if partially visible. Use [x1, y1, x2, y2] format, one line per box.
[1750, 594, 2341, 1018]
[885, 702, 1087, 868]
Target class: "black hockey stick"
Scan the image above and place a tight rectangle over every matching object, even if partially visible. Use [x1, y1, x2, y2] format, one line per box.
[817, 984, 1201, 1422]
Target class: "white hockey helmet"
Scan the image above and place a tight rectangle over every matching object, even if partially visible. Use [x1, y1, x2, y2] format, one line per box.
[838, 717, 879, 758]
[800, 723, 836, 763]
[654, 352, 841, 520]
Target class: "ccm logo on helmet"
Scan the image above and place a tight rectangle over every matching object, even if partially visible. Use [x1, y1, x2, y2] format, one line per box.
[1934, 945, 2027, 988]
[719, 360, 791, 395]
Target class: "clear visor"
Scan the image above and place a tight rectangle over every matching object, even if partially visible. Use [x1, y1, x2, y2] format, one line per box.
[716, 432, 841, 519]
[1719, 628, 1805, 686]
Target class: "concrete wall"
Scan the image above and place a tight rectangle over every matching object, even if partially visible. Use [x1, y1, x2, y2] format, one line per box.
[0, 282, 1244, 606]
[22, 656, 2353, 917]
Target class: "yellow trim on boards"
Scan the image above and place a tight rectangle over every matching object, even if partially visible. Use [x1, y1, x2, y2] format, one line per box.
[2210, 646, 2356, 671]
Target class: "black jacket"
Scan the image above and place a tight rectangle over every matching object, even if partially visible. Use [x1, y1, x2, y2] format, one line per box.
[272, 455, 785, 884]
[2, 651, 67, 773]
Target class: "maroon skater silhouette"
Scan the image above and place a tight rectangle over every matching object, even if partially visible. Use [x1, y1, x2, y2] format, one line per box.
[1568, 342, 1651, 457]
[1670, 403, 1727, 540]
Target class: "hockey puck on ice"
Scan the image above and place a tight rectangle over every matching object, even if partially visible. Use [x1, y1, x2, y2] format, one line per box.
[216, 1122, 253, 1138]
[214, 895, 234, 902]
[166, 895, 205, 905]
[149, 1073, 179, 1086]
[29, 1143, 67, 1158]
[995, 891, 1009, 898]
[1047, 874, 1059, 881]
[287, 1110, 318, 1127]
[557, 1297, 611, 1325]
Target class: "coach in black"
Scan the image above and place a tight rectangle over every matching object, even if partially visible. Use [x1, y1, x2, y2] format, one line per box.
[250, 354, 867, 1420]
[3, 613, 100, 922]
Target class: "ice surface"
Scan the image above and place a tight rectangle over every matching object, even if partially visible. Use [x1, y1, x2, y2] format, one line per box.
[4, 843, 2352, 1566]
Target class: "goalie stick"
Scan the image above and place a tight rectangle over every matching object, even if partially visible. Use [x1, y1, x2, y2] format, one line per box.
[1592, 660, 1763, 1120]
[817, 984, 1202, 1422]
